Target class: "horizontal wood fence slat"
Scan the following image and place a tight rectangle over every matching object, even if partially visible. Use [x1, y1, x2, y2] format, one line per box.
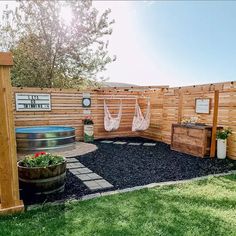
[13, 81, 236, 159]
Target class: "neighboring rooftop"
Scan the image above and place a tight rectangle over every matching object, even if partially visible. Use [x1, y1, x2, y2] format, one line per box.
[102, 82, 138, 87]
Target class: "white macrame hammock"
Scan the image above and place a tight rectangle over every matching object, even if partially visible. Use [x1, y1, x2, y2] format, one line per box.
[104, 100, 122, 132]
[132, 99, 151, 131]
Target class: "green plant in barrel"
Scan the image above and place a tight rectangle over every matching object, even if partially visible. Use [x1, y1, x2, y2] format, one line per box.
[21, 152, 64, 168]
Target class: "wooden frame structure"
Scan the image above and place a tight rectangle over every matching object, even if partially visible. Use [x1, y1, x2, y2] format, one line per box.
[0, 52, 24, 215]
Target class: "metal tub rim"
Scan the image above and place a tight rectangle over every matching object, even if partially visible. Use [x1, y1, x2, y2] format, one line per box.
[16, 126, 76, 140]
[16, 126, 75, 133]
[17, 135, 76, 142]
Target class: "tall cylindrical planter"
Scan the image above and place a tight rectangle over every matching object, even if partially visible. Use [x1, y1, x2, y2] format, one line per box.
[84, 124, 94, 142]
[217, 139, 227, 159]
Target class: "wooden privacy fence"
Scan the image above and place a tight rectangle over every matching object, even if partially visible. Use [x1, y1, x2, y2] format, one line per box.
[13, 87, 163, 140]
[141, 82, 236, 159]
[13, 81, 236, 159]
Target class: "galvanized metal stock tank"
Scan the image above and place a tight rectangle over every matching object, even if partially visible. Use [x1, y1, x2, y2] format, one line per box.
[16, 126, 76, 153]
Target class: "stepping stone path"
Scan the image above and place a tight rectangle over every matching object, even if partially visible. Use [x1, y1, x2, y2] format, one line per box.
[128, 143, 142, 146]
[64, 140, 156, 192]
[113, 141, 127, 145]
[66, 158, 80, 163]
[143, 143, 156, 146]
[100, 140, 156, 146]
[100, 140, 114, 144]
[66, 157, 114, 192]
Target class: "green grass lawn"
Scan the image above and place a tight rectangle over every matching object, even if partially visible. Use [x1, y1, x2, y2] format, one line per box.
[1, 174, 236, 236]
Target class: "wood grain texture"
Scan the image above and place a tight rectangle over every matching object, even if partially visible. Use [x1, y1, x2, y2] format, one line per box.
[171, 124, 213, 158]
[0, 57, 24, 215]
[210, 90, 219, 158]
[0, 52, 13, 66]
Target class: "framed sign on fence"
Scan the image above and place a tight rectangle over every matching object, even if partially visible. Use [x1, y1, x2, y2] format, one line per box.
[195, 98, 211, 114]
[15, 93, 51, 111]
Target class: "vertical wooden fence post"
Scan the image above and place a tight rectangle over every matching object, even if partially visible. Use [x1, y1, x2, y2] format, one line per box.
[0, 52, 24, 215]
[210, 90, 219, 158]
[177, 91, 183, 123]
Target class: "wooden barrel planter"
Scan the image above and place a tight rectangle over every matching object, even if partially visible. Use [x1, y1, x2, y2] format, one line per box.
[18, 159, 67, 195]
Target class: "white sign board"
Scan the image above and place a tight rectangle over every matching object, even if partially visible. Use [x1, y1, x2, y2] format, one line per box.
[195, 98, 210, 114]
[15, 93, 51, 111]
[83, 93, 91, 98]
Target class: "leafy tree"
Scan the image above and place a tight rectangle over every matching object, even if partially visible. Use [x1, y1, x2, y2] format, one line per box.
[0, 0, 115, 88]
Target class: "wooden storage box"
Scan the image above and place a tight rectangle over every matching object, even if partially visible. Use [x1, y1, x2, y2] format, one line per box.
[171, 123, 214, 158]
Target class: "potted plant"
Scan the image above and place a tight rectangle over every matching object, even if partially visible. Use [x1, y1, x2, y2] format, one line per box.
[83, 117, 94, 142]
[18, 152, 66, 195]
[181, 116, 198, 125]
[216, 128, 232, 159]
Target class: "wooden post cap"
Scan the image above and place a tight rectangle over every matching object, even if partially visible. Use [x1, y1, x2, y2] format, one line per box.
[0, 52, 13, 66]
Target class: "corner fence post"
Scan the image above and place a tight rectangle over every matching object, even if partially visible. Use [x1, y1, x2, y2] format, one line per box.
[0, 52, 24, 215]
[210, 90, 219, 158]
[177, 91, 183, 123]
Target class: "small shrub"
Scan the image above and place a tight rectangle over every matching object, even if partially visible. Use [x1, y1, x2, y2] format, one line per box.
[20, 152, 64, 168]
[181, 116, 198, 124]
[216, 128, 232, 140]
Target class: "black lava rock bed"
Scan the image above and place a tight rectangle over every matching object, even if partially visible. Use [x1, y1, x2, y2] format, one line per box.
[79, 137, 236, 188]
[22, 137, 236, 205]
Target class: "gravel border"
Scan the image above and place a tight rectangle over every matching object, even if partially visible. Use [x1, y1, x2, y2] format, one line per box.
[27, 170, 236, 211]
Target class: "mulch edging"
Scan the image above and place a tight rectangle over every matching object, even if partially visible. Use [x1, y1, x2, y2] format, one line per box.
[27, 170, 236, 211]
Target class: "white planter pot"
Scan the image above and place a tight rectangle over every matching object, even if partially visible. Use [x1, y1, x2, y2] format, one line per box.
[217, 139, 227, 159]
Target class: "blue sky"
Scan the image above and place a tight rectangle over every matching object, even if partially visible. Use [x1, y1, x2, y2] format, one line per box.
[134, 1, 236, 86]
[95, 1, 236, 86]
